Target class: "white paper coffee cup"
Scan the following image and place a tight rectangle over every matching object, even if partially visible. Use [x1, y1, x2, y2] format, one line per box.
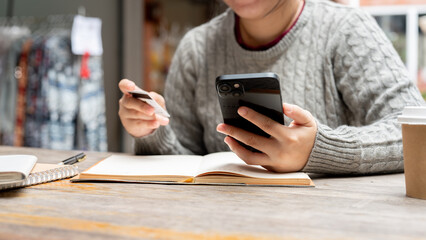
[398, 106, 426, 200]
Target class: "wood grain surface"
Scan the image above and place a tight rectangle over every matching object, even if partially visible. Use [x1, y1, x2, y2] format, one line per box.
[1, 146, 426, 240]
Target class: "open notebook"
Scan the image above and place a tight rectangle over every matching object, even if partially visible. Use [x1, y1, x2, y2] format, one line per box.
[0, 155, 37, 185]
[72, 152, 314, 187]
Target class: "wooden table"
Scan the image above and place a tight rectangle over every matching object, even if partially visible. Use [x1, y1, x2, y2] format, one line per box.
[1, 146, 425, 240]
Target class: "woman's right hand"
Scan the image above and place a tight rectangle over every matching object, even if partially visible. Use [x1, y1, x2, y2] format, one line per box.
[118, 79, 169, 138]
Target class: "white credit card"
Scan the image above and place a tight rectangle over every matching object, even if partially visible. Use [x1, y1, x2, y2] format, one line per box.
[129, 90, 170, 118]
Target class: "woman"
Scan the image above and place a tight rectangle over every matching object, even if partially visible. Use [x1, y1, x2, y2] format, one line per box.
[118, 0, 424, 174]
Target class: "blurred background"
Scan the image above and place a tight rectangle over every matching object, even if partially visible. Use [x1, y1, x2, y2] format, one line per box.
[0, 0, 425, 153]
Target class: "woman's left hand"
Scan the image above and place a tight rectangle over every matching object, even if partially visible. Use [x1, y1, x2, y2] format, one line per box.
[216, 103, 317, 173]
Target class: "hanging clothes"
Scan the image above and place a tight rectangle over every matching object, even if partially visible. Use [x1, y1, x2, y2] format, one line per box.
[24, 34, 48, 148]
[0, 17, 108, 151]
[77, 54, 108, 152]
[14, 39, 32, 146]
[41, 30, 80, 150]
[0, 26, 31, 145]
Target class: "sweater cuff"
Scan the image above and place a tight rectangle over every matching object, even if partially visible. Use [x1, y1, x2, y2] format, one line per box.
[134, 124, 177, 155]
[303, 123, 362, 174]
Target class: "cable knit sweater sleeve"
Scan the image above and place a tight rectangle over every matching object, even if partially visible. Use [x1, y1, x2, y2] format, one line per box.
[303, 8, 425, 174]
[134, 31, 206, 155]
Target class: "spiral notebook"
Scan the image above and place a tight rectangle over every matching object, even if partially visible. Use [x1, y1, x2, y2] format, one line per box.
[0, 163, 79, 191]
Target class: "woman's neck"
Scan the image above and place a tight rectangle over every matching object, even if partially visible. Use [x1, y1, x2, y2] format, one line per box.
[238, 0, 303, 48]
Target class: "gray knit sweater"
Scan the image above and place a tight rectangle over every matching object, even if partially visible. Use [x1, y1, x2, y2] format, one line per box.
[135, 0, 425, 174]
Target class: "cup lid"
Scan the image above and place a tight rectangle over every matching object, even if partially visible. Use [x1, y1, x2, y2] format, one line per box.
[398, 106, 426, 125]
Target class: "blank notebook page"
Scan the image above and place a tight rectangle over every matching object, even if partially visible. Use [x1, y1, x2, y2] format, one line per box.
[200, 152, 310, 179]
[84, 155, 203, 177]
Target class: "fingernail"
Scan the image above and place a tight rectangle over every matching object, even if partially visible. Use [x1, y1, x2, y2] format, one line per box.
[238, 107, 248, 116]
[156, 115, 169, 123]
[217, 124, 226, 133]
[126, 82, 135, 89]
[286, 104, 293, 113]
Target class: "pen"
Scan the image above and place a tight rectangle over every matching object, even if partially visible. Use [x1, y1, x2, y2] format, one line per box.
[58, 152, 86, 165]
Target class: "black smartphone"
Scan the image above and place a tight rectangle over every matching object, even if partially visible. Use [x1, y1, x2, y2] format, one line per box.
[216, 72, 285, 152]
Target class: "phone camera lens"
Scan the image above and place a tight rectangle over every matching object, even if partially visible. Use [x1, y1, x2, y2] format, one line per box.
[219, 84, 231, 93]
[232, 91, 242, 97]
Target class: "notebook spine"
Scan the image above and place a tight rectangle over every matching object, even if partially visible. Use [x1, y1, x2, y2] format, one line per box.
[0, 165, 79, 190]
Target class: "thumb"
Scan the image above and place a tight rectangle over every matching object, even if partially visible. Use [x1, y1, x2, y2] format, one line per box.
[283, 103, 315, 127]
[118, 79, 140, 95]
